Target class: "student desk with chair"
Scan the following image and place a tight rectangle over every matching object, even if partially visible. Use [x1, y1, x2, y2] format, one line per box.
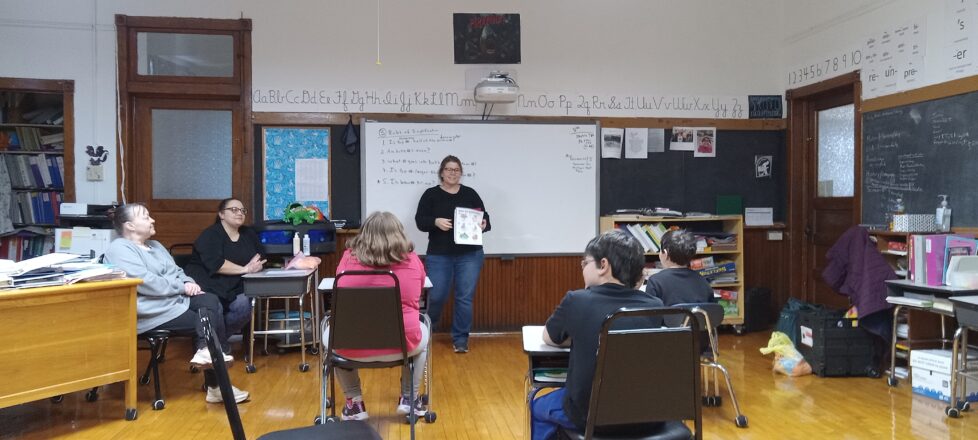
[884, 279, 978, 386]
[242, 268, 319, 373]
[522, 325, 570, 440]
[0, 279, 143, 420]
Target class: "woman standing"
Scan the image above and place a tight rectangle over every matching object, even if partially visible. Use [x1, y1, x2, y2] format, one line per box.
[414, 155, 490, 353]
[104, 203, 249, 404]
[183, 198, 265, 340]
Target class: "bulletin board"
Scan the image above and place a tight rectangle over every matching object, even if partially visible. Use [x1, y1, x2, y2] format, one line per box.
[262, 127, 330, 220]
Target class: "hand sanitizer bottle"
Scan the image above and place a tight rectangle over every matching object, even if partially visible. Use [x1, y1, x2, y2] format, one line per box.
[292, 232, 301, 255]
[936, 195, 951, 232]
[302, 233, 311, 255]
[889, 198, 905, 231]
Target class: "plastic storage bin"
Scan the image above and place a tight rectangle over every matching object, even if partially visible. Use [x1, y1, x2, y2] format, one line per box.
[797, 308, 879, 377]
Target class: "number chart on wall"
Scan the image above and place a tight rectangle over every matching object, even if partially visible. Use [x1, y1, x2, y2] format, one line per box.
[262, 127, 330, 221]
[363, 121, 598, 255]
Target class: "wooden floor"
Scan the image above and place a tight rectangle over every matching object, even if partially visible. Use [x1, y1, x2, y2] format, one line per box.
[1, 331, 977, 439]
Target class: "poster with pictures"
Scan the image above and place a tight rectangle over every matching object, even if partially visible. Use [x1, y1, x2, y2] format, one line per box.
[755, 155, 773, 178]
[601, 127, 623, 159]
[453, 13, 521, 64]
[693, 127, 716, 158]
[670, 127, 695, 151]
[624, 128, 648, 159]
[454, 207, 484, 245]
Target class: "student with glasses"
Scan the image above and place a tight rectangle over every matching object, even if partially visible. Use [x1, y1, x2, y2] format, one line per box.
[414, 155, 490, 354]
[184, 198, 266, 348]
[532, 230, 664, 440]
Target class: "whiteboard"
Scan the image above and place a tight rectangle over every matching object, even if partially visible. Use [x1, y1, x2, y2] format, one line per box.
[363, 121, 598, 255]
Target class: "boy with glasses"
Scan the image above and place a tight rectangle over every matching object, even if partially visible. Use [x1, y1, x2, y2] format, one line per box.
[531, 230, 664, 440]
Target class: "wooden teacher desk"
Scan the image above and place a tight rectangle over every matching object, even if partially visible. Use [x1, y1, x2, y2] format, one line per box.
[0, 279, 142, 420]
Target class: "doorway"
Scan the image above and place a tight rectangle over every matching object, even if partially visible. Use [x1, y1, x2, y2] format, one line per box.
[786, 72, 862, 308]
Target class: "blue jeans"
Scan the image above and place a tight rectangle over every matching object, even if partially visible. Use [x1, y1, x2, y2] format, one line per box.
[424, 249, 484, 347]
[222, 293, 252, 337]
[531, 388, 576, 440]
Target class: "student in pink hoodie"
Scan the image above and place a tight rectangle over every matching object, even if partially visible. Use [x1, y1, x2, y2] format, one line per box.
[326, 211, 429, 421]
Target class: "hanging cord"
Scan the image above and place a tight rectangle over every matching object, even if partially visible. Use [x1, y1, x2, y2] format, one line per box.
[375, 0, 382, 65]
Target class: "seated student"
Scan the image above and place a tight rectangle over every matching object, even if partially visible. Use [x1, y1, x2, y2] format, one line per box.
[104, 203, 250, 404]
[645, 229, 716, 306]
[183, 198, 266, 342]
[532, 230, 665, 440]
[324, 211, 429, 421]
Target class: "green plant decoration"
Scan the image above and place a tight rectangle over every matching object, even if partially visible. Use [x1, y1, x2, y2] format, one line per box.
[283, 202, 318, 225]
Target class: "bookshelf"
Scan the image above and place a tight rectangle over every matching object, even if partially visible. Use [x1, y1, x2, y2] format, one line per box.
[0, 77, 74, 261]
[599, 214, 745, 330]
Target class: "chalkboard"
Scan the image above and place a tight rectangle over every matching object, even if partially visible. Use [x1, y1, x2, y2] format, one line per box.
[363, 121, 598, 255]
[862, 90, 978, 227]
[600, 130, 786, 220]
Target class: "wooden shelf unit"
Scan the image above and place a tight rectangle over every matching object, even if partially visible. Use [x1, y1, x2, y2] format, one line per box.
[599, 214, 745, 328]
[0, 77, 74, 261]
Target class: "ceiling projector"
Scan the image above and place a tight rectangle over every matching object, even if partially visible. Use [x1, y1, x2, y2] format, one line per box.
[474, 72, 519, 103]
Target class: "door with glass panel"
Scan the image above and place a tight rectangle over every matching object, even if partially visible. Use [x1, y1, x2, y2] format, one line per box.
[132, 98, 245, 245]
[807, 94, 857, 309]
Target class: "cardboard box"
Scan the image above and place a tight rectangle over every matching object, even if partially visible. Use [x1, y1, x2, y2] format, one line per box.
[892, 214, 939, 232]
[910, 349, 977, 372]
[910, 349, 978, 403]
[911, 367, 978, 403]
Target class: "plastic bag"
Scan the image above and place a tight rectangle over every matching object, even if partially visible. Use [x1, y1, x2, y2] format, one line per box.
[759, 331, 812, 376]
[285, 252, 322, 270]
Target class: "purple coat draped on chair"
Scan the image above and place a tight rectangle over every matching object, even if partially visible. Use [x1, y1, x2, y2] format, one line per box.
[821, 225, 897, 320]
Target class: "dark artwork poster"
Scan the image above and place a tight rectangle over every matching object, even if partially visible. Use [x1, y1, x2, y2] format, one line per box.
[453, 13, 521, 64]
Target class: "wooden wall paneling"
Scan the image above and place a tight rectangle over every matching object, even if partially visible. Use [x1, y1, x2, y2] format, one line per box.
[743, 226, 788, 323]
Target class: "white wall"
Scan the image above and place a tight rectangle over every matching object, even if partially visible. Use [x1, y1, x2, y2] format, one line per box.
[21, 1, 953, 204]
[781, 0, 977, 95]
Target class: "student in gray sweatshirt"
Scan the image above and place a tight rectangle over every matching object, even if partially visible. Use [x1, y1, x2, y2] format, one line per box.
[104, 203, 250, 404]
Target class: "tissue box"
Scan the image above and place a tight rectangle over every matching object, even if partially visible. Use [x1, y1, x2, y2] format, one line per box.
[892, 214, 939, 232]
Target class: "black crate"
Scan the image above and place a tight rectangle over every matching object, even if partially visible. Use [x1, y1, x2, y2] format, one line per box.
[797, 309, 879, 377]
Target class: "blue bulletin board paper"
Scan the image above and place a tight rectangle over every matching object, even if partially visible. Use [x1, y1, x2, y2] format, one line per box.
[262, 127, 330, 220]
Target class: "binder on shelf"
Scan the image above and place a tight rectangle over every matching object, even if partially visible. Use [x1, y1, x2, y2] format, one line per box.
[923, 235, 950, 286]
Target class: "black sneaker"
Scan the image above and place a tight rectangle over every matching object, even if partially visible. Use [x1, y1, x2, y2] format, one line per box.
[453, 344, 469, 354]
[396, 395, 427, 416]
[341, 398, 368, 421]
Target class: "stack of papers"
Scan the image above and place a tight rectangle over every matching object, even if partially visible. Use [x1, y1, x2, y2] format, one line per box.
[0, 253, 125, 290]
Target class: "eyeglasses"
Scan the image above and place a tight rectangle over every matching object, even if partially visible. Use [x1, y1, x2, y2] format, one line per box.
[443, 167, 462, 174]
[580, 257, 595, 269]
[223, 207, 248, 215]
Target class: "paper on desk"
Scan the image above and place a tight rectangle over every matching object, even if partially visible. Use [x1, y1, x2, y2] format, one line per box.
[258, 269, 311, 277]
[454, 207, 484, 246]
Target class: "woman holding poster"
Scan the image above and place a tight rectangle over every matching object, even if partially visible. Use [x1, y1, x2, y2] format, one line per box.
[414, 155, 491, 353]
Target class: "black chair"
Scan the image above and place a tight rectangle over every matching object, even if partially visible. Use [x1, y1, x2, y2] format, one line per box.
[168, 243, 195, 269]
[559, 307, 703, 440]
[201, 313, 382, 440]
[673, 303, 747, 428]
[319, 270, 435, 439]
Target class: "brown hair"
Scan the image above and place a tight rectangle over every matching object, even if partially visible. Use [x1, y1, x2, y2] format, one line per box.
[215, 198, 241, 223]
[107, 203, 148, 235]
[438, 155, 462, 182]
[346, 211, 414, 266]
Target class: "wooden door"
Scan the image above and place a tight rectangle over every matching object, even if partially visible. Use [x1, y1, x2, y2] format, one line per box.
[130, 97, 250, 246]
[787, 73, 861, 309]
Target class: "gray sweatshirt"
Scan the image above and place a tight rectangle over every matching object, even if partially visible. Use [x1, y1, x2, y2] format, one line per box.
[104, 238, 195, 334]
